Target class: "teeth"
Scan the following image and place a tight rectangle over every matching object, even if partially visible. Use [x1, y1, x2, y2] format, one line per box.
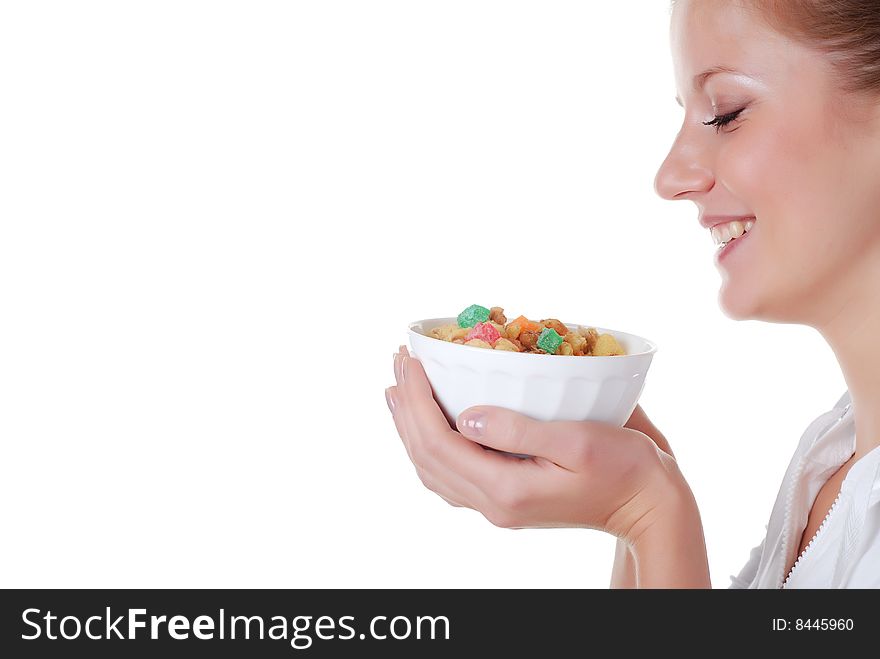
[711, 218, 754, 247]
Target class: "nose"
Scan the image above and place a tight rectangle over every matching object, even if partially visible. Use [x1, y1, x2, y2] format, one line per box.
[653, 130, 714, 201]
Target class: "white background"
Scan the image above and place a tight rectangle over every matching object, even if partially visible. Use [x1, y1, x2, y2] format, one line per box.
[0, 1, 846, 588]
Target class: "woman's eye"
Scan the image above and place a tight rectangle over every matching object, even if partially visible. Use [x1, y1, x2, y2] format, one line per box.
[702, 108, 744, 133]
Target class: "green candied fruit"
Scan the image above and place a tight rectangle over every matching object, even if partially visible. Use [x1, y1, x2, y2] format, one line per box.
[537, 327, 564, 354]
[457, 304, 491, 328]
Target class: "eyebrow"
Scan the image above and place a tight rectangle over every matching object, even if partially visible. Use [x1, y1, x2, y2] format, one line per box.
[675, 65, 741, 107]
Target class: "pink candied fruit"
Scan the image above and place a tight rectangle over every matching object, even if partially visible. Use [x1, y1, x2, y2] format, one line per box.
[465, 321, 501, 346]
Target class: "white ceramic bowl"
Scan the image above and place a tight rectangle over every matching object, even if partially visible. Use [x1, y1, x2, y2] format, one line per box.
[408, 317, 657, 429]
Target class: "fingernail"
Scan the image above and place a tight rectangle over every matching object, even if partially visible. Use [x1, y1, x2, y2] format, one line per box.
[459, 412, 486, 438]
[385, 388, 396, 413]
[394, 352, 401, 380]
[400, 356, 407, 383]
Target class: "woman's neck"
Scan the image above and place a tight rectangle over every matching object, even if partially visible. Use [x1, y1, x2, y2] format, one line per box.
[817, 269, 880, 462]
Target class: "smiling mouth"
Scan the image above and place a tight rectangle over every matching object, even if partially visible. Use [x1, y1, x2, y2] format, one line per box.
[711, 218, 755, 251]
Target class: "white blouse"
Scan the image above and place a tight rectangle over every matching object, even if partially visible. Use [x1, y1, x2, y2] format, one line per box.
[729, 390, 880, 588]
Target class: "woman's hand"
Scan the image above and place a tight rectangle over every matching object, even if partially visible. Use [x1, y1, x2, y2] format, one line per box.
[385, 346, 686, 543]
[624, 403, 674, 458]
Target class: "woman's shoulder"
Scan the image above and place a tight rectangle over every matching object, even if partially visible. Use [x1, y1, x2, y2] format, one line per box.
[833, 390, 851, 411]
[791, 390, 853, 459]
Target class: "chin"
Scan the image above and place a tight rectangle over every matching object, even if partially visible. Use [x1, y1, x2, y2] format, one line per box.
[717, 281, 805, 324]
[718, 298, 753, 321]
[717, 279, 761, 322]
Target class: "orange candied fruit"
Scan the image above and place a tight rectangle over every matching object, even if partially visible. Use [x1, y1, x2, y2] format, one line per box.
[509, 315, 542, 332]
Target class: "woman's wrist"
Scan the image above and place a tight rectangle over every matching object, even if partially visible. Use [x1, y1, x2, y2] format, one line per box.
[610, 538, 637, 589]
[627, 473, 710, 588]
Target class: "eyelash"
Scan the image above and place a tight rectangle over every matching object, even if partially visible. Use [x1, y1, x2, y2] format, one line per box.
[702, 108, 744, 133]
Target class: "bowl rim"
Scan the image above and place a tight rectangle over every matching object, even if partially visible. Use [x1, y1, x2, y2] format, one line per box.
[407, 317, 657, 358]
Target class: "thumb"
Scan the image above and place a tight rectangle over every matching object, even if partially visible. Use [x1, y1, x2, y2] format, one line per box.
[456, 406, 587, 465]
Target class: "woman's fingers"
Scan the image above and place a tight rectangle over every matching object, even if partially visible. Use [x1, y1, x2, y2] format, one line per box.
[394, 348, 452, 433]
[389, 381, 471, 504]
[397, 353, 521, 473]
[455, 405, 602, 469]
[389, 351, 506, 509]
[386, 385, 417, 463]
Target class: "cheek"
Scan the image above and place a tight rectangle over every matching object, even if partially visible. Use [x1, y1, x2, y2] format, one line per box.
[718, 129, 804, 271]
[722, 121, 816, 219]
[721, 115, 880, 292]
[721, 118, 849, 250]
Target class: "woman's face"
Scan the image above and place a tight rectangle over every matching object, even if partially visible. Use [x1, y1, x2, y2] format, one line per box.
[654, 0, 880, 325]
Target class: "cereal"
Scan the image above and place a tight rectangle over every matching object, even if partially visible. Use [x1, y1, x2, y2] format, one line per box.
[429, 324, 469, 342]
[451, 327, 471, 341]
[537, 327, 564, 354]
[563, 332, 587, 355]
[489, 306, 507, 325]
[580, 327, 600, 354]
[510, 315, 542, 333]
[457, 304, 491, 328]
[540, 319, 568, 336]
[519, 330, 539, 350]
[466, 321, 501, 346]
[488, 321, 508, 338]
[429, 306, 628, 357]
[593, 333, 626, 356]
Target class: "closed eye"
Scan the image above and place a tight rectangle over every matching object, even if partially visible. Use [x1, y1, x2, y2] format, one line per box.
[702, 108, 744, 133]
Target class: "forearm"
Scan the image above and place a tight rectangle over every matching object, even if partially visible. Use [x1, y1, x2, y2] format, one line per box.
[610, 538, 637, 589]
[629, 484, 711, 588]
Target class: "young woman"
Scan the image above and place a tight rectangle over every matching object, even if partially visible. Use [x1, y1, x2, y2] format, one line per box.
[385, 0, 880, 588]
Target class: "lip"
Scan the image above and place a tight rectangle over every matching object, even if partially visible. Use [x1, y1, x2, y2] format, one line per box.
[699, 214, 756, 229]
